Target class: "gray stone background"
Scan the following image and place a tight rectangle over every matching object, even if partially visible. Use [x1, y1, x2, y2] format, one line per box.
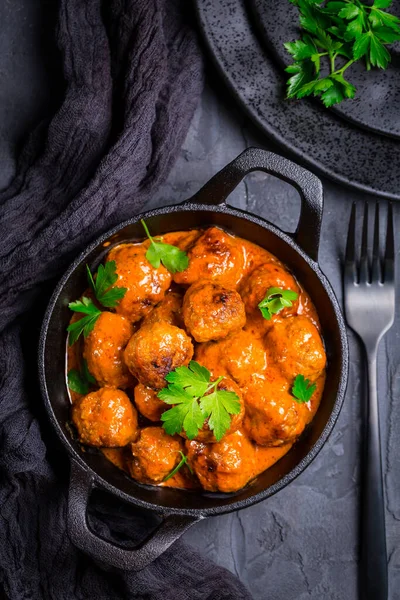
[1, 1, 399, 599]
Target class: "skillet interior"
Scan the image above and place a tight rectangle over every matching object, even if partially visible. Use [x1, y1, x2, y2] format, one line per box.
[40, 204, 347, 516]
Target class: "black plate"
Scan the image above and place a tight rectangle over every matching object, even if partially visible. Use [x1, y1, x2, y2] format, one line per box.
[195, 0, 400, 199]
[248, 0, 400, 140]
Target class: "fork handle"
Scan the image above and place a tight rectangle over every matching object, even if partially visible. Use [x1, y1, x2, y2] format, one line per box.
[361, 352, 388, 600]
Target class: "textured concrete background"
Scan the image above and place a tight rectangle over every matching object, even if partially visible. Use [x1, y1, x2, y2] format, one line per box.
[1, 1, 399, 599]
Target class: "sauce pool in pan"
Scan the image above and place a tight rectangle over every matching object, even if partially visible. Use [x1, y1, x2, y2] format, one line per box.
[66, 226, 326, 493]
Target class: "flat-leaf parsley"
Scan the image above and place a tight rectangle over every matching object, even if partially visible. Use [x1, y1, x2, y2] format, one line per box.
[258, 287, 298, 320]
[158, 361, 241, 442]
[67, 359, 96, 395]
[67, 261, 127, 345]
[292, 374, 317, 403]
[86, 260, 127, 308]
[67, 297, 102, 345]
[285, 0, 400, 106]
[141, 220, 189, 274]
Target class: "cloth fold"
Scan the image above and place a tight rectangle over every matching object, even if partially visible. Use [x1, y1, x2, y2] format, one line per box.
[0, 1, 253, 598]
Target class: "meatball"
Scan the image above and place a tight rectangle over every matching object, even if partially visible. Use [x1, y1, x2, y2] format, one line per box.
[186, 429, 256, 492]
[243, 375, 306, 446]
[195, 329, 267, 385]
[266, 316, 326, 382]
[134, 383, 166, 422]
[106, 243, 171, 322]
[180, 378, 244, 443]
[240, 263, 300, 335]
[128, 427, 184, 484]
[83, 312, 134, 388]
[173, 227, 245, 287]
[182, 281, 246, 343]
[124, 321, 194, 389]
[142, 291, 183, 328]
[72, 387, 138, 447]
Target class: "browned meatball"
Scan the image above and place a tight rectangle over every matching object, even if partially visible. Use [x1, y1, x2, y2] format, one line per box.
[186, 429, 256, 492]
[182, 281, 246, 343]
[83, 312, 134, 388]
[195, 329, 267, 385]
[266, 316, 326, 382]
[72, 387, 138, 447]
[106, 243, 171, 322]
[134, 383, 166, 422]
[142, 291, 183, 328]
[243, 374, 306, 446]
[180, 378, 244, 443]
[173, 227, 246, 287]
[128, 427, 184, 483]
[240, 263, 300, 335]
[124, 321, 194, 389]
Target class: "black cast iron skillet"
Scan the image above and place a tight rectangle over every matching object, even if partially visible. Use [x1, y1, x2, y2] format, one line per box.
[39, 148, 349, 571]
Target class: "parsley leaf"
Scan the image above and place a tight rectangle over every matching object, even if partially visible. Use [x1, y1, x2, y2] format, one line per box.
[285, 0, 400, 106]
[373, 0, 392, 8]
[82, 359, 96, 384]
[86, 261, 127, 308]
[159, 361, 241, 442]
[165, 361, 210, 397]
[286, 59, 316, 98]
[67, 360, 96, 395]
[163, 451, 193, 482]
[339, 5, 360, 19]
[159, 385, 205, 439]
[369, 33, 391, 68]
[141, 220, 189, 274]
[200, 389, 241, 442]
[67, 297, 101, 345]
[292, 374, 317, 403]
[258, 287, 298, 320]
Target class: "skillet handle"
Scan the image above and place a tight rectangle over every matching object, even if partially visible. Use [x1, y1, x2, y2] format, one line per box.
[67, 459, 199, 571]
[188, 147, 323, 262]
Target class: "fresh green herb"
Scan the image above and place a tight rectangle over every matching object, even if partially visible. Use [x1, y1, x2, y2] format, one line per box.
[82, 359, 96, 384]
[163, 451, 193, 481]
[285, 0, 400, 106]
[258, 287, 299, 320]
[158, 361, 241, 442]
[67, 297, 101, 345]
[86, 260, 127, 308]
[67, 261, 127, 346]
[292, 374, 317, 403]
[67, 360, 96, 395]
[141, 220, 189, 274]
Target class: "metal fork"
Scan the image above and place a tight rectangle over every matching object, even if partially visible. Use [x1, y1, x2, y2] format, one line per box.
[344, 202, 395, 600]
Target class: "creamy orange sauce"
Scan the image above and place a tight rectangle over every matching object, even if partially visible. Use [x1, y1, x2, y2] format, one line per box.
[67, 227, 326, 493]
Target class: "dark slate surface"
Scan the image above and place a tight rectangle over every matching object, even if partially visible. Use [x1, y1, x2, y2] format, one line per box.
[1, 2, 399, 599]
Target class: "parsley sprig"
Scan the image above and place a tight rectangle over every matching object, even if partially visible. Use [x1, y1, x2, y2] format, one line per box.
[86, 261, 127, 308]
[141, 220, 189, 274]
[292, 374, 317, 403]
[285, 0, 400, 106]
[158, 361, 241, 442]
[163, 451, 194, 482]
[67, 359, 96, 395]
[258, 287, 299, 320]
[67, 261, 127, 345]
[67, 298, 102, 345]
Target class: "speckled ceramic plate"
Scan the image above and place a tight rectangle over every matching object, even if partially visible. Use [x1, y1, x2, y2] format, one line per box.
[195, 0, 400, 200]
[248, 0, 400, 140]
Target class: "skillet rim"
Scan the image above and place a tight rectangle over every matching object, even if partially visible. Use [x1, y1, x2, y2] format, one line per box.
[38, 201, 349, 517]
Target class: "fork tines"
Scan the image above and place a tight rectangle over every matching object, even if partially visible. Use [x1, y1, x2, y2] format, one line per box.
[345, 202, 395, 285]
